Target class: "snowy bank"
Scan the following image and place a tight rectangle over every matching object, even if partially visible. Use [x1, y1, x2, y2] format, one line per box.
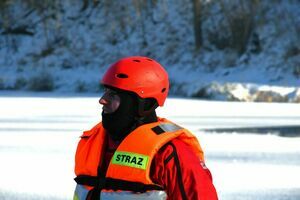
[0, 0, 299, 102]
[184, 82, 300, 103]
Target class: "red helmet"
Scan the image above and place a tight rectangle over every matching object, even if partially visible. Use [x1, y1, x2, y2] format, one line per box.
[101, 56, 169, 106]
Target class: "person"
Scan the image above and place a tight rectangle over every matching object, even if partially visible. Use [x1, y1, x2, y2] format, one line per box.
[73, 56, 218, 200]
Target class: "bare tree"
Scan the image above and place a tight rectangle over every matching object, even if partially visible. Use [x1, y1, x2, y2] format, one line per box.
[219, 0, 258, 55]
[192, 0, 202, 50]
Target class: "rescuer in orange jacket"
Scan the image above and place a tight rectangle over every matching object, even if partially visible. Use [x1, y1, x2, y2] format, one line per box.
[74, 56, 218, 200]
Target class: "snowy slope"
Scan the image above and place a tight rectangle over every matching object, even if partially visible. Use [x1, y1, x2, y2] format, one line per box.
[0, 1, 299, 102]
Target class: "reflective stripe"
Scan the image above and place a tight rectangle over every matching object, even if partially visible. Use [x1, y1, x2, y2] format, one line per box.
[74, 184, 166, 200]
[101, 190, 167, 200]
[158, 123, 182, 132]
[74, 184, 89, 200]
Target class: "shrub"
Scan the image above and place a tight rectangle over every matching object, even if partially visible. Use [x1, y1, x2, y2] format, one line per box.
[0, 77, 5, 90]
[254, 91, 288, 102]
[293, 65, 300, 78]
[14, 77, 27, 89]
[75, 80, 87, 92]
[28, 71, 54, 91]
[206, 0, 258, 55]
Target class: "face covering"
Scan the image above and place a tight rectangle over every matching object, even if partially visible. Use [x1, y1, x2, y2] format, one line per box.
[101, 91, 138, 141]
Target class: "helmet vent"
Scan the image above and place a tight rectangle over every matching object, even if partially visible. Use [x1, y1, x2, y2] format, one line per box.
[146, 58, 153, 61]
[116, 73, 128, 78]
[133, 59, 141, 62]
[161, 88, 166, 93]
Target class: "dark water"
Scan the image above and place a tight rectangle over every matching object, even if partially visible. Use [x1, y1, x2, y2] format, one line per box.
[204, 125, 300, 137]
[221, 189, 300, 200]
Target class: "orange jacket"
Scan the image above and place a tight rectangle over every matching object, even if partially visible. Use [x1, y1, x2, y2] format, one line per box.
[74, 118, 205, 199]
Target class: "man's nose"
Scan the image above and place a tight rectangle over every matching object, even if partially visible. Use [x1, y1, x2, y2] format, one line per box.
[99, 97, 108, 105]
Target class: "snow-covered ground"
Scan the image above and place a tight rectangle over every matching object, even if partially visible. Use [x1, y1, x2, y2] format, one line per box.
[0, 93, 300, 199]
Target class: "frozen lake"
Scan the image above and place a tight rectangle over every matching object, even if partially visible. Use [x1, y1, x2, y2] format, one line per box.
[0, 93, 300, 199]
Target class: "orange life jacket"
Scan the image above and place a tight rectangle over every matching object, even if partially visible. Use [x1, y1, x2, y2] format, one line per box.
[74, 118, 204, 200]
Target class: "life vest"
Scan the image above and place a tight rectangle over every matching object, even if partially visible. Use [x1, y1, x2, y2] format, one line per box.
[73, 118, 204, 200]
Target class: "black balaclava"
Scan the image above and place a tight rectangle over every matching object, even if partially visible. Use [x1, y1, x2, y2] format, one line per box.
[102, 89, 157, 141]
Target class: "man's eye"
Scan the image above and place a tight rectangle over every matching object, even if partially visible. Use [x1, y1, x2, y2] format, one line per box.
[108, 91, 119, 98]
[108, 91, 115, 95]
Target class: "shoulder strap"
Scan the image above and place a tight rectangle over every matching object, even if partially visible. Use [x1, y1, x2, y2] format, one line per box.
[74, 175, 163, 192]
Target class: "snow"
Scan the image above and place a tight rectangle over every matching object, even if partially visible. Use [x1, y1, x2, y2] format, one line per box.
[0, 94, 300, 199]
[0, 1, 300, 198]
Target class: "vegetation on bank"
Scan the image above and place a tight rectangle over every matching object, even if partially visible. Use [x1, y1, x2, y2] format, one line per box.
[0, 0, 299, 102]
